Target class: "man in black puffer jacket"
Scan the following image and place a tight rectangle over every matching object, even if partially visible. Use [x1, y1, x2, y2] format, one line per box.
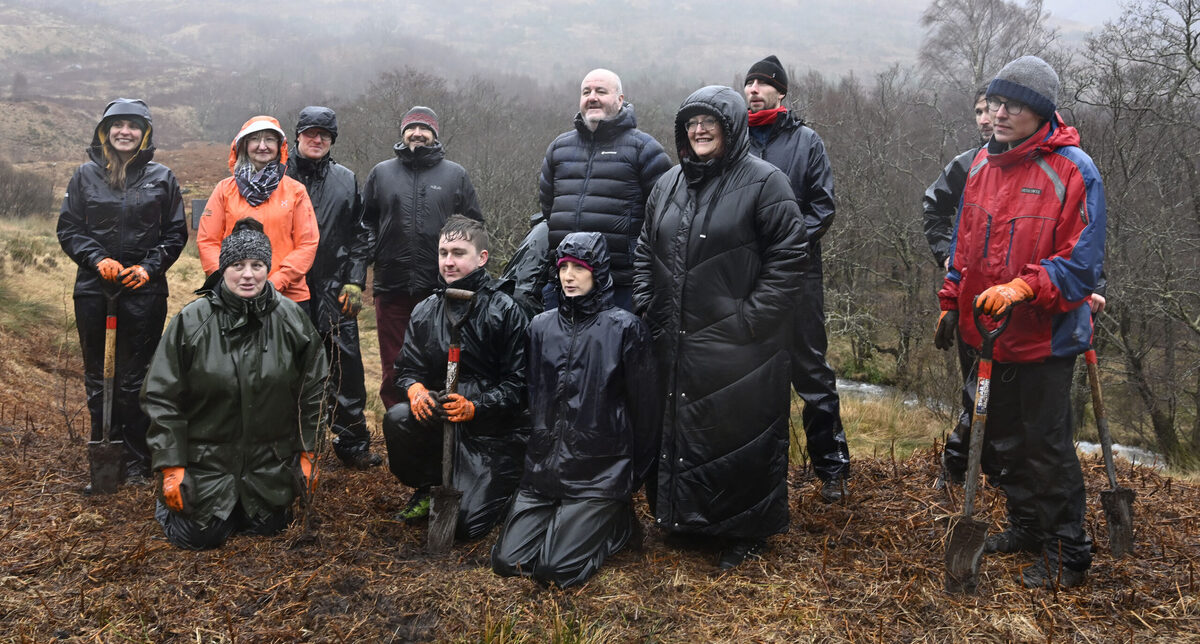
[744, 55, 850, 503]
[383, 216, 528, 541]
[363, 106, 484, 409]
[540, 69, 671, 311]
[286, 106, 381, 469]
[634, 86, 807, 570]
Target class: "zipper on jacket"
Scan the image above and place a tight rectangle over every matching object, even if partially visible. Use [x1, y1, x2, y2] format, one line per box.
[553, 308, 580, 498]
[573, 140, 597, 232]
[982, 214, 992, 258]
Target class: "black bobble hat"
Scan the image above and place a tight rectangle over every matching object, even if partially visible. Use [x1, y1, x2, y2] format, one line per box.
[218, 217, 272, 274]
[745, 55, 788, 95]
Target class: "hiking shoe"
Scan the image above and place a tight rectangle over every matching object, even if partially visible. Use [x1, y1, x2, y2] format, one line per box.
[717, 538, 767, 570]
[820, 477, 847, 503]
[984, 530, 1039, 554]
[1021, 559, 1087, 589]
[396, 486, 431, 524]
[340, 450, 383, 470]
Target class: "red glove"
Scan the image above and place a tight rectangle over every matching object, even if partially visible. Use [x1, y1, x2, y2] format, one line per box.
[161, 467, 186, 513]
[298, 451, 318, 494]
[442, 393, 475, 423]
[407, 383, 438, 423]
[96, 258, 124, 282]
[977, 278, 1033, 316]
[119, 264, 149, 289]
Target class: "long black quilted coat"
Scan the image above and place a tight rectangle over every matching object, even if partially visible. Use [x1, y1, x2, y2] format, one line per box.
[633, 86, 808, 538]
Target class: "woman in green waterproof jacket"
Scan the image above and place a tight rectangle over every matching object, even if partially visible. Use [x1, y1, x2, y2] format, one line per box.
[141, 218, 328, 549]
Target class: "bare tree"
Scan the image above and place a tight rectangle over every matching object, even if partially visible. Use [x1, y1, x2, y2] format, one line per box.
[918, 0, 1060, 98]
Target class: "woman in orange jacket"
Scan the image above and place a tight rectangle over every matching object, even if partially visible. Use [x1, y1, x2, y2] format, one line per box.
[197, 116, 319, 304]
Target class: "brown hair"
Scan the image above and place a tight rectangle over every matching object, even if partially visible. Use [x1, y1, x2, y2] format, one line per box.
[440, 214, 488, 252]
[100, 118, 147, 190]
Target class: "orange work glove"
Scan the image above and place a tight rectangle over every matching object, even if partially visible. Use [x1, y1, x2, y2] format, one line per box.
[442, 393, 476, 423]
[118, 264, 149, 289]
[338, 284, 363, 316]
[977, 278, 1033, 316]
[298, 451, 318, 494]
[161, 467, 186, 513]
[407, 383, 438, 423]
[96, 258, 124, 282]
[934, 310, 958, 350]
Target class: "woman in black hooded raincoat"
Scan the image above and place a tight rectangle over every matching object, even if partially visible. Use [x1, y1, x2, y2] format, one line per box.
[492, 232, 658, 588]
[633, 86, 807, 570]
[57, 98, 188, 485]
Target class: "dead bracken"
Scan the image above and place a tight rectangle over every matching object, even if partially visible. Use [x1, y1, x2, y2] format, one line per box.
[0, 319, 1197, 642]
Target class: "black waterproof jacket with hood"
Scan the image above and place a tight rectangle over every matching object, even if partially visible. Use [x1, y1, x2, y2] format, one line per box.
[58, 98, 188, 297]
[746, 110, 835, 274]
[362, 142, 483, 297]
[286, 107, 370, 333]
[522, 232, 659, 501]
[540, 105, 671, 285]
[394, 267, 528, 434]
[634, 86, 808, 538]
[499, 213, 550, 320]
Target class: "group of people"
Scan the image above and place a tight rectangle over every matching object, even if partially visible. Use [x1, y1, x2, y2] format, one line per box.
[57, 51, 1105, 589]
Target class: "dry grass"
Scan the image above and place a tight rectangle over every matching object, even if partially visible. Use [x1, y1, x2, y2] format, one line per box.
[2, 220, 1199, 643]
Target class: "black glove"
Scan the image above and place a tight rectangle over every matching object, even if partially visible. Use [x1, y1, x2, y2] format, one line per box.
[934, 310, 959, 351]
[432, 390, 451, 421]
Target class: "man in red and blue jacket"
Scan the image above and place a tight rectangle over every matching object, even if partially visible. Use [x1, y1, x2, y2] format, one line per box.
[935, 55, 1105, 589]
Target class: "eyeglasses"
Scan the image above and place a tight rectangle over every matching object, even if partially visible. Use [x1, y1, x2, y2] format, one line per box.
[685, 116, 720, 133]
[986, 97, 1026, 115]
[300, 130, 332, 142]
[245, 132, 280, 146]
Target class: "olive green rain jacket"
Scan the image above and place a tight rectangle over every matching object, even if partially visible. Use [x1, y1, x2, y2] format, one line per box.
[142, 281, 328, 527]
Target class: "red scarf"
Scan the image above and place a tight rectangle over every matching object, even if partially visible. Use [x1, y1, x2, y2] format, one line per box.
[747, 107, 787, 127]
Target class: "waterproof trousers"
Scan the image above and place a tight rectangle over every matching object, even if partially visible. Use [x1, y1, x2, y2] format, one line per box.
[491, 490, 631, 588]
[790, 276, 850, 481]
[318, 318, 371, 460]
[375, 292, 428, 409]
[941, 338, 1007, 480]
[382, 403, 525, 540]
[155, 499, 291, 550]
[977, 355, 1093, 571]
[76, 292, 166, 477]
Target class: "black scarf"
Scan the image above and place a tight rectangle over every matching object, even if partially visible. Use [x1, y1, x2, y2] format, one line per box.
[234, 160, 284, 207]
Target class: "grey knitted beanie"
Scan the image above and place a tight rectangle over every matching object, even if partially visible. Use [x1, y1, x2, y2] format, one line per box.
[987, 56, 1059, 121]
[219, 217, 272, 274]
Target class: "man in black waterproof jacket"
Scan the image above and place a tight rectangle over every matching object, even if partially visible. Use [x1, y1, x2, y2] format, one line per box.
[540, 68, 671, 311]
[285, 106, 381, 469]
[383, 216, 528, 541]
[743, 55, 850, 502]
[362, 106, 484, 409]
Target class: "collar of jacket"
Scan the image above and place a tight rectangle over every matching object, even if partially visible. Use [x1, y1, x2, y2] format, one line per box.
[557, 280, 612, 320]
[438, 265, 493, 295]
[212, 280, 279, 332]
[287, 153, 331, 185]
[986, 119, 1055, 167]
[572, 103, 636, 141]
[394, 141, 445, 168]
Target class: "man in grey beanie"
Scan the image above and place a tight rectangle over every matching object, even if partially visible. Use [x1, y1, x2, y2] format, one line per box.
[935, 55, 1106, 588]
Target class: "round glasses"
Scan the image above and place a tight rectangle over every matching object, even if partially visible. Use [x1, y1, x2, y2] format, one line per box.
[685, 116, 720, 133]
[986, 97, 1026, 115]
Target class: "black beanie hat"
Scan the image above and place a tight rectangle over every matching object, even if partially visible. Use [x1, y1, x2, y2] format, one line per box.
[745, 55, 788, 95]
[401, 106, 439, 139]
[219, 218, 272, 274]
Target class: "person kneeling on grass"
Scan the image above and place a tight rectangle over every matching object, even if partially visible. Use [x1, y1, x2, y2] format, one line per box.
[141, 218, 327, 549]
[383, 215, 529, 540]
[492, 232, 659, 588]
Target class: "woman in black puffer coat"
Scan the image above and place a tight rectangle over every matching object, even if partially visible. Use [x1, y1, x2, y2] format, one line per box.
[633, 86, 808, 570]
[57, 98, 187, 486]
[493, 232, 658, 588]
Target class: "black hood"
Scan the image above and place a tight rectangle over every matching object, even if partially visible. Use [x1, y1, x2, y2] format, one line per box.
[91, 98, 153, 149]
[296, 105, 338, 144]
[674, 86, 749, 179]
[554, 231, 614, 318]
